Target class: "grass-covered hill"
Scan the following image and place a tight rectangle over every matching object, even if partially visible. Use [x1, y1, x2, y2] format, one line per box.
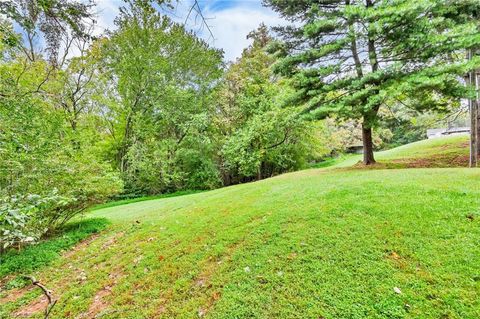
[1, 136, 479, 319]
[327, 134, 470, 169]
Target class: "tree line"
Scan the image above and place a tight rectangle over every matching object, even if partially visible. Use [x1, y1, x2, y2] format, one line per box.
[1, 0, 479, 250]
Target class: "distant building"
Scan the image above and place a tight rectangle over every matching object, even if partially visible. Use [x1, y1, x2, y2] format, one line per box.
[426, 127, 470, 139]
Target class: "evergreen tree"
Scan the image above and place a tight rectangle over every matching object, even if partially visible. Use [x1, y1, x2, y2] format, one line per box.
[265, 0, 480, 164]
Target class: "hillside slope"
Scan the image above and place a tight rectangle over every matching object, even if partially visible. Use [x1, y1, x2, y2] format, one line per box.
[334, 135, 469, 168]
[1, 137, 480, 319]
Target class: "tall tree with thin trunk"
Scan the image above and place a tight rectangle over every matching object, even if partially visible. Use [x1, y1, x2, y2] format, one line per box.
[264, 0, 480, 165]
[467, 49, 478, 167]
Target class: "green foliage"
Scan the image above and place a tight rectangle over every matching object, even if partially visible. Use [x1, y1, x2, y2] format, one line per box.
[0, 190, 75, 250]
[215, 25, 320, 182]
[0, 18, 122, 250]
[0, 218, 109, 278]
[0, 20, 20, 52]
[101, 3, 223, 194]
[0, 0, 95, 63]
[221, 109, 312, 177]
[0, 91, 123, 197]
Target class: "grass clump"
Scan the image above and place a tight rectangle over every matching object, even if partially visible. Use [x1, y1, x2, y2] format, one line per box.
[0, 218, 109, 278]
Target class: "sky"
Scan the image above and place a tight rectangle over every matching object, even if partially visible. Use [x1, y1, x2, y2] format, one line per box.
[94, 0, 286, 61]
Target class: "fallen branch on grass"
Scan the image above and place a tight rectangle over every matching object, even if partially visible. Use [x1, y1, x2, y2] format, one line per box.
[22, 276, 57, 319]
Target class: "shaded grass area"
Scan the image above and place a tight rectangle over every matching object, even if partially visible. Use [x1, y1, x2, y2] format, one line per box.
[0, 218, 109, 279]
[309, 154, 358, 169]
[91, 190, 205, 211]
[1, 168, 479, 319]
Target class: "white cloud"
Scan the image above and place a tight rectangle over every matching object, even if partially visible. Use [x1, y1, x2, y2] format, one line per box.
[93, 0, 121, 34]
[201, 5, 285, 61]
[92, 0, 286, 61]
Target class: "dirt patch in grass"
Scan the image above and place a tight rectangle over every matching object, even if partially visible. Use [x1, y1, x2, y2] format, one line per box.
[101, 231, 125, 250]
[392, 154, 469, 168]
[14, 295, 49, 317]
[0, 286, 34, 305]
[62, 233, 101, 259]
[1, 218, 109, 280]
[79, 268, 125, 318]
[385, 251, 409, 270]
[385, 250, 435, 284]
[438, 141, 469, 150]
[62, 230, 124, 260]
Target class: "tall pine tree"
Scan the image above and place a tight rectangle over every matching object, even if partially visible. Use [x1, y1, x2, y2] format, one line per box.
[265, 0, 480, 164]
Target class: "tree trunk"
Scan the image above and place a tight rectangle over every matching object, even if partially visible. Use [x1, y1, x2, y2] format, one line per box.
[475, 70, 480, 164]
[468, 50, 479, 167]
[476, 103, 480, 162]
[470, 97, 477, 167]
[362, 123, 376, 165]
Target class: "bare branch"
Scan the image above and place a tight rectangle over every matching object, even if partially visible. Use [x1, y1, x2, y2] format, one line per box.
[22, 276, 57, 319]
[185, 0, 215, 41]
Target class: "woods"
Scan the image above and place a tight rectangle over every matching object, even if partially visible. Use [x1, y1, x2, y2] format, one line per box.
[1, 0, 480, 250]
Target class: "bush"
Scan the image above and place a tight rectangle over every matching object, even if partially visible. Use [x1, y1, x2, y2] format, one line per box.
[0, 190, 76, 251]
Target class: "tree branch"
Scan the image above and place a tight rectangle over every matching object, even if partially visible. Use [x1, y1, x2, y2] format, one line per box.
[22, 276, 57, 319]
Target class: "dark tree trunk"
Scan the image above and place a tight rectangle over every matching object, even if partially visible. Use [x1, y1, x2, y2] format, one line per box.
[468, 98, 475, 167]
[476, 98, 480, 163]
[362, 123, 375, 165]
[257, 162, 263, 181]
[467, 50, 479, 167]
[468, 74, 477, 167]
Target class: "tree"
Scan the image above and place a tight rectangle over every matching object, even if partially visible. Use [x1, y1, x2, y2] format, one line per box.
[0, 0, 95, 66]
[101, 1, 223, 193]
[265, 0, 480, 164]
[215, 25, 318, 183]
[0, 12, 122, 250]
[467, 50, 480, 167]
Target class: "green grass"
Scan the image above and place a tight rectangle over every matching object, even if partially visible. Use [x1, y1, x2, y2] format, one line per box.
[91, 190, 205, 211]
[309, 154, 358, 169]
[0, 218, 109, 279]
[1, 136, 479, 319]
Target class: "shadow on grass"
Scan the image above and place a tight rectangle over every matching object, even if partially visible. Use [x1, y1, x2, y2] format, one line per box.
[0, 218, 109, 280]
[91, 190, 205, 211]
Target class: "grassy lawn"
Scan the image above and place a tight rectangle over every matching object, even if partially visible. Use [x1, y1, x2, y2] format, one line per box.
[1, 136, 479, 318]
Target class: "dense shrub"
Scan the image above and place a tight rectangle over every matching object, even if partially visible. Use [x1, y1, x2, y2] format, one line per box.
[0, 61, 123, 252]
[0, 190, 75, 250]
